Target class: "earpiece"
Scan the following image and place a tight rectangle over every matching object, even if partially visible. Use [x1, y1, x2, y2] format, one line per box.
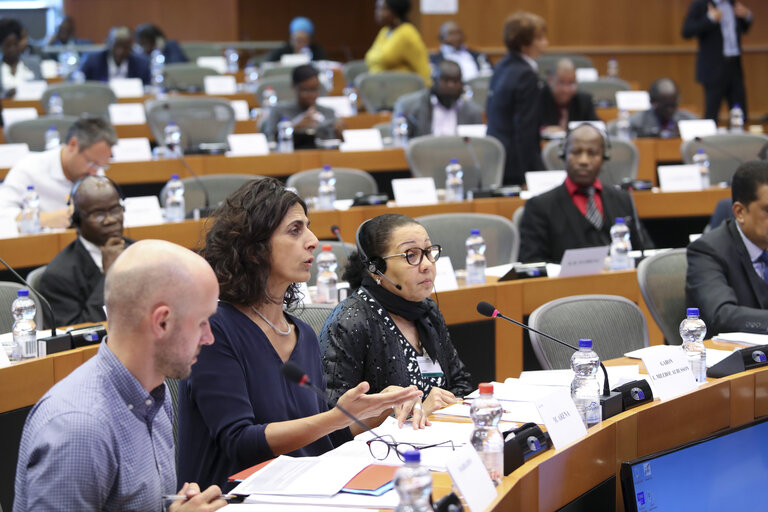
[355, 219, 401, 290]
[558, 122, 612, 161]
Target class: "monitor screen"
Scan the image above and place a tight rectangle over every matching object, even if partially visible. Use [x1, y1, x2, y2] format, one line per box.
[620, 417, 768, 511]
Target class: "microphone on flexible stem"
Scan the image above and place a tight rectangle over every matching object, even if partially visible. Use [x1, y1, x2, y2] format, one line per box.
[619, 187, 646, 259]
[374, 270, 402, 291]
[330, 225, 351, 259]
[463, 136, 484, 191]
[476, 301, 625, 420]
[0, 256, 57, 336]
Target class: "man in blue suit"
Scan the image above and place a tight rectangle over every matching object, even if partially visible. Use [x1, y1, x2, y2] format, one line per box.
[135, 23, 188, 64]
[80, 26, 151, 85]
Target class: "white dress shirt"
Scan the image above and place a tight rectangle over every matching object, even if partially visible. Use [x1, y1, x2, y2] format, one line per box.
[1, 60, 35, 93]
[440, 44, 480, 81]
[107, 57, 129, 80]
[430, 94, 459, 136]
[78, 236, 104, 272]
[736, 222, 766, 279]
[0, 148, 72, 219]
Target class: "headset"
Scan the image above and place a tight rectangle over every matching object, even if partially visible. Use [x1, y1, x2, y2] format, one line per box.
[557, 122, 612, 161]
[68, 175, 125, 227]
[355, 218, 402, 290]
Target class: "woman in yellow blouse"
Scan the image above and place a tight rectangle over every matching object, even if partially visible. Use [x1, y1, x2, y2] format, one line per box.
[365, 0, 432, 87]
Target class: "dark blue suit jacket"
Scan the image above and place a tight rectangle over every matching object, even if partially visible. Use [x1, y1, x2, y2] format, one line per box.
[682, 0, 752, 85]
[80, 49, 151, 85]
[162, 40, 188, 64]
[486, 52, 544, 185]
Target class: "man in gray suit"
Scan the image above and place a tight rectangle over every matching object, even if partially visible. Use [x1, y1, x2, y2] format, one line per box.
[0, 18, 42, 98]
[628, 78, 698, 138]
[394, 59, 484, 137]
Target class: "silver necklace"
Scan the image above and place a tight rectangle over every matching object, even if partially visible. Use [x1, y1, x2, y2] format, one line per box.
[251, 305, 292, 336]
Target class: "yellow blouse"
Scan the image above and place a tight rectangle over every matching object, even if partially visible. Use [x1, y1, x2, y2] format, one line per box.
[365, 23, 432, 87]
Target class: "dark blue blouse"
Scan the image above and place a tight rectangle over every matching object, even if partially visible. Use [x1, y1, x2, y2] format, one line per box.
[177, 302, 343, 489]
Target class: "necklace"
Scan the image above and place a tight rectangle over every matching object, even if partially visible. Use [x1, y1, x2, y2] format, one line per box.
[251, 305, 292, 336]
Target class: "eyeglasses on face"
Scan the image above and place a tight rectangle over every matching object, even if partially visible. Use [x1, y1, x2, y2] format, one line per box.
[366, 435, 455, 462]
[83, 204, 124, 222]
[382, 244, 441, 266]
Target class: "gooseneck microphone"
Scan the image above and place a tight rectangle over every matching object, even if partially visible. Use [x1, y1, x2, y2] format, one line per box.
[462, 136, 484, 191]
[330, 225, 351, 259]
[476, 301, 624, 419]
[374, 271, 402, 291]
[0, 256, 57, 336]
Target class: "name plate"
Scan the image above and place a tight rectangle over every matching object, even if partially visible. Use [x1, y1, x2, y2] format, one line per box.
[108, 103, 147, 125]
[658, 164, 703, 192]
[40, 59, 58, 79]
[535, 387, 588, 449]
[227, 133, 269, 156]
[575, 68, 599, 82]
[204, 75, 237, 95]
[641, 345, 698, 401]
[434, 256, 459, 292]
[456, 124, 487, 137]
[316, 96, 355, 118]
[123, 196, 164, 227]
[678, 119, 717, 141]
[559, 245, 609, 278]
[339, 129, 384, 152]
[0, 143, 31, 168]
[196, 56, 227, 74]
[280, 53, 311, 66]
[109, 78, 144, 98]
[2, 107, 38, 127]
[524, 170, 566, 197]
[111, 137, 152, 162]
[616, 90, 651, 111]
[230, 99, 251, 121]
[391, 177, 438, 206]
[446, 445, 497, 512]
[14, 80, 48, 100]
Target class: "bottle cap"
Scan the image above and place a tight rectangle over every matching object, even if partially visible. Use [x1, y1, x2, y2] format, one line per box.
[321, 244, 332, 251]
[449, 158, 458, 164]
[280, 116, 290, 121]
[686, 307, 699, 317]
[323, 164, 331, 171]
[578, 338, 593, 348]
[478, 382, 493, 394]
[26, 185, 34, 191]
[170, 174, 179, 180]
[17, 289, 29, 297]
[471, 229, 480, 235]
[696, 148, 705, 154]
[167, 121, 177, 127]
[614, 217, 625, 224]
[402, 450, 421, 463]
[48, 125, 57, 131]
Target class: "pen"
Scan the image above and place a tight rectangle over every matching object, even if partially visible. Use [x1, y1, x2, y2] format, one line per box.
[162, 493, 238, 503]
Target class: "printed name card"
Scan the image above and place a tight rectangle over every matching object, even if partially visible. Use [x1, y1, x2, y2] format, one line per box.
[575, 68, 599, 83]
[534, 387, 588, 450]
[2, 107, 38, 128]
[641, 346, 698, 401]
[391, 177, 438, 206]
[111, 138, 152, 162]
[108, 103, 147, 125]
[230, 100, 251, 121]
[122, 196, 164, 227]
[678, 119, 717, 141]
[456, 124, 487, 138]
[316, 96, 355, 118]
[109, 78, 144, 98]
[196, 56, 227, 74]
[226, 133, 269, 156]
[339, 129, 384, 152]
[14, 80, 48, 100]
[204, 75, 237, 95]
[657, 164, 703, 192]
[616, 91, 651, 111]
[446, 445, 497, 512]
[280, 53, 311, 66]
[0, 143, 31, 168]
[524, 170, 566, 197]
[40, 59, 59, 79]
[434, 256, 459, 292]
[558, 245, 610, 277]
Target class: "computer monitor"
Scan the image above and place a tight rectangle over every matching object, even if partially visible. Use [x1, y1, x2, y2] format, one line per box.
[620, 417, 768, 512]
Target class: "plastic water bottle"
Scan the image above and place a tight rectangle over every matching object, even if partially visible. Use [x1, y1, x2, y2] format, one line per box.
[693, 148, 710, 189]
[616, 109, 631, 140]
[445, 158, 464, 202]
[469, 382, 504, 485]
[730, 105, 744, 133]
[19, 186, 40, 234]
[394, 450, 433, 512]
[277, 116, 294, 153]
[477, 54, 493, 77]
[570, 339, 602, 428]
[315, 245, 338, 304]
[44, 126, 60, 150]
[679, 308, 707, 383]
[150, 48, 165, 93]
[609, 217, 633, 270]
[262, 86, 278, 114]
[48, 92, 64, 116]
[465, 229, 487, 285]
[58, 45, 80, 77]
[12, 289, 37, 360]
[164, 174, 186, 222]
[607, 58, 619, 78]
[243, 64, 259, 92]
[164, 121, 182, 157]
[343, 84, 358, 116]
[317, 165, 336, 210]
[224, 47, 239, 73]
[392, 112, 409, 147]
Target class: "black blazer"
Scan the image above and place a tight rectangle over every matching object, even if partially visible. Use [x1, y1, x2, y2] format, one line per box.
[519, 183, 650, 263]
[539, 86, 599, 128]
[686, 219, 768, 334]
[80, 49, 152, 85]
[682, 0, 752, 85]
[486, 52, 544, 185]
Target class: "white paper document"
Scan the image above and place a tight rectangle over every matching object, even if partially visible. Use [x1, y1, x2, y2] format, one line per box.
[434, 402, 543, 425]
[712, 332, 768, 346]
[244, 490, 398, 509]
[231, 455, 369, 497]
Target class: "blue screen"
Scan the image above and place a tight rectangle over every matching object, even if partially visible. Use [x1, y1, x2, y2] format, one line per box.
[625, 419, 768, 511]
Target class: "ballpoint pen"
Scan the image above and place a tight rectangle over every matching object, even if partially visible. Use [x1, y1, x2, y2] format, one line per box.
[162, 493, 239, 503]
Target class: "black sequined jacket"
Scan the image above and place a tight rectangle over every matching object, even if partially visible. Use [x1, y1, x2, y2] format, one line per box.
[319, 286, 473, 405]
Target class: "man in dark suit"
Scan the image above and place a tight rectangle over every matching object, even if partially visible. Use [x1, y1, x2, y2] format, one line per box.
[135, 23, 188, 64]
[80, 26, 151, 85]
[539, 58, 599, 136]
[39, 176, 131, 325]
[519, 124, 650, 263]
[429, 21, 489, 82]
[687, 161, 768, 334]
[629, 78, 698, 138]
[682, 0, 753, 122]
[486, 11, 547, 185]
[394, 60, 484, 137]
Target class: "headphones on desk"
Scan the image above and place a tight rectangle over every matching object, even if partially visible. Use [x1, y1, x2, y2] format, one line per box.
[557, 122, 612, 161]
[68, 175, 125, 227]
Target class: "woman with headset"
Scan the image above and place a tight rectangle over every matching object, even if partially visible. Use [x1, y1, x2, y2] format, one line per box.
[320, 214, 473, 429]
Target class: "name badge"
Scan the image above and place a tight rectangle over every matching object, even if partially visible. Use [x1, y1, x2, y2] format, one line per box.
[417, 355, 444, 378]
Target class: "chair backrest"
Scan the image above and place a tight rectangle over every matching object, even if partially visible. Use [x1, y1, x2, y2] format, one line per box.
[637, 248, 688, 345]
[145, 97, 235, 152]
[416, 213, 519, 270]
[25, 266, 47, 291]
[529, 294, 650, 370]
[540, 137, 639, 187]
[287, 168, 378, 201]
[41, 82, 117, 117]
[406, 135, 505, 189]
[255, 76, 296, 104]
[680, 133, 768, 185]
[0, 281, 46, 333]
[512, 206, 525, 232]
[536, 53, 595, 79]
[354, 72, 426, 112]
[291, 303, 338, 337]
[465, 75, 490, 109]
[4, 116, 79, 151]
[260, 64, 298, 79]
[577, 78, 630, 107]
[343, 59, 368, 86]
[178, 42, 221, 61]
[373, 121, 392, 140]
[159, 174, 264, 214]
[162, 63, 220, 91]
[308, 242, 356, 287]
